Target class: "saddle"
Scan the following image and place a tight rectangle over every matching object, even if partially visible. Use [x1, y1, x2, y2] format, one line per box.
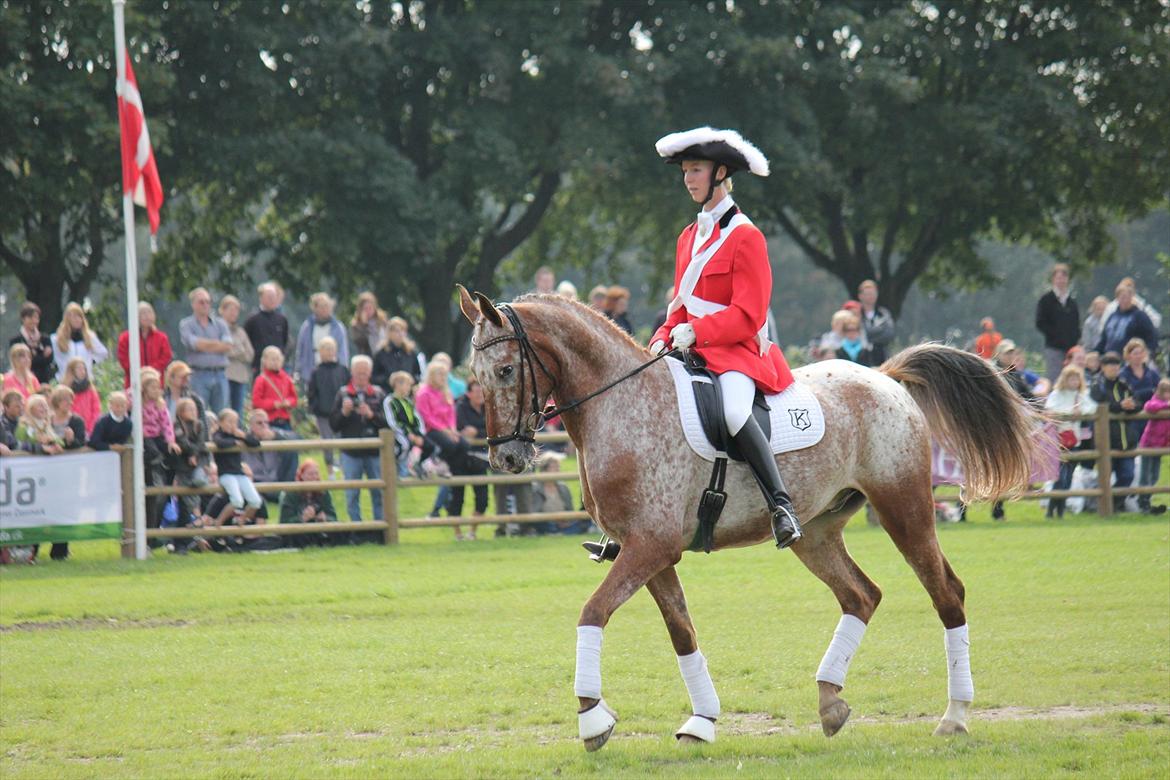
[678, 352, 771, 554]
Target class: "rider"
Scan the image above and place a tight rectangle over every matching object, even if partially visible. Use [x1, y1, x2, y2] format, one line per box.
[653, 126, 802, 550]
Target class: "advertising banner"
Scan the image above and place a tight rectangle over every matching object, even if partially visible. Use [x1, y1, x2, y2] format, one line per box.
[0, 452, 122, 544]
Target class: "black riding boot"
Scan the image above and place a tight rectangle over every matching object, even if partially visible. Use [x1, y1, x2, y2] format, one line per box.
[733, 415, 803, 549]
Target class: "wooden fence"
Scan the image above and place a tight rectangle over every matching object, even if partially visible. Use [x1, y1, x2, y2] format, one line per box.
[18, 405, 1159, 557]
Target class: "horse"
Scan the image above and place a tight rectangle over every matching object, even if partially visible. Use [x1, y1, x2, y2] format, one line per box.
[457, 286, 1039, 751]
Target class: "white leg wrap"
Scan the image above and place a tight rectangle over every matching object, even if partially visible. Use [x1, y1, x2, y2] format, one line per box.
[815, 614, 868, 688]
[677, 650, 721, 718]
[574, 625, 604, 699]
[945, 624, 974, 702]
[579, 698, 617, 740]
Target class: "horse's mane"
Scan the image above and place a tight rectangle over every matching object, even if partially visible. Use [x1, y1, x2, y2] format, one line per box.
[511, 292, 648, 357]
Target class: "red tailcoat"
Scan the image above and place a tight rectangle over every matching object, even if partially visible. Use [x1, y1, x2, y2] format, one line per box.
[651, 215, 794, 394]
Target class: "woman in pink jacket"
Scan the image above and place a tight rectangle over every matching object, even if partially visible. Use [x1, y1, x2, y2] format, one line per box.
[1138, 378, 1169, 514]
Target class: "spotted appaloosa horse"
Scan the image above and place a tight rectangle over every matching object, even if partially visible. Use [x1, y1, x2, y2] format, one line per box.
[458, 286, 1039, 751]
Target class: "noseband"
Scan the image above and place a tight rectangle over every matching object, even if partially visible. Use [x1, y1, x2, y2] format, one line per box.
[472, 303, 679, 447]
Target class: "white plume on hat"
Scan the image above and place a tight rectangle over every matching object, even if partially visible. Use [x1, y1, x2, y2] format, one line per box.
[655, 126, 770, 176]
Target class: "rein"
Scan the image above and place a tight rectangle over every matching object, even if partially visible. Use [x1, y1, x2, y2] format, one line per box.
[471, 303, 678, 446]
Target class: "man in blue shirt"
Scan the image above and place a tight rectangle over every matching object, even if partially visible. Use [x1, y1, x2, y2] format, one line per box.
[179, 287, 233, 414]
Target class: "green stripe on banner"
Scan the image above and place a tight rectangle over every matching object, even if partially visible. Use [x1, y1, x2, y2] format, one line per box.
[0, 523, 120, 545]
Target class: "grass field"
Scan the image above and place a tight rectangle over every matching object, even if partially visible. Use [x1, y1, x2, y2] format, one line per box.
[2, 494, 1168, 778]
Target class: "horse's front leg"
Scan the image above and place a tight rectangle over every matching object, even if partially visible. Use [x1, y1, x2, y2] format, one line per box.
[646, 566, 720, 744]
[576, 540, 674, 752]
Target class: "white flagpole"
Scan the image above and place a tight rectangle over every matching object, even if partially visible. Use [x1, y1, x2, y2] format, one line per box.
[113, 0, 148, 560]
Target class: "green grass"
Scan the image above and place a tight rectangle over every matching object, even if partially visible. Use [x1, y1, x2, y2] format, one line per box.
[2, 500, 1168, 778]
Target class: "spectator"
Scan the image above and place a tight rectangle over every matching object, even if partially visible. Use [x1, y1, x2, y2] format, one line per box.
[1084, 350, 1102, 383]
[48, 386, 86, 452]
[1120, 338, 1161, 410]
[857, 280, 896, 364]
[1034, 263, 1081, 383]
[588, 285, 609, 312]
[397, 317, 428, 377]
[556, 280, 578, 300]
[1012, 347, 1049, 398]
[534, 265, 556, 294]
[835, 314, 875, 367]
[605, 286, 634, 335]
[1102, 276, 1163, 331]
[9, 302, 55, 384]
[218, 294, 254, 417]
[372, 317, 421, 391]
[307, 336, 349, 476]
[1065, 345, 1087, 371]
[163, 361, 207, 434]
[1081, 295, 1110, 351]
[53, 302, 109, 381]
[1044, 366, 1096, 519]
[140, 367, 181, 532]
[279, 461, 339, 547]
[211, 409, 264, 527]
[417, 361, 485, 540]
[117, 302, 173, 388]
[3, 343, 41, 400]
[1097, 282, 1158, 357]
[1090, 352, 1140, 512]
[15, 394, 62, 455]
[452, 377, 490, 522]
[64, 357, 101, 436]
[252, 346, 298, 430]
[530, 452, 578, 535]
[1, 390, 23, 448]
[431, 352, 467, 398]
[243, 282, 290, 375]
[173, 397, 211, 526]
[384, 370, 434, 478]
[242, 408, 300, 501]
[349, 291, 390, 358]
[180, 287, 232, 414]
[295, 292, 349, 382]
[818, 310, 856, 360]
[1137, 379, 1170, 514]
[330, 355, 388, 522]
[973, 317, 1003, 361]
[89, 391, 132, 451]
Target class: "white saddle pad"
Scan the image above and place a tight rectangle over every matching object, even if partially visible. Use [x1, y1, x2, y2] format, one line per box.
[666, 356, 825, 462]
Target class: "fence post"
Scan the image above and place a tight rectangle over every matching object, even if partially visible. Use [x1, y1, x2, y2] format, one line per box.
[1096, 402, 1113, 517]
[119, 447, 135, 559]
[379, 429, 398, 545]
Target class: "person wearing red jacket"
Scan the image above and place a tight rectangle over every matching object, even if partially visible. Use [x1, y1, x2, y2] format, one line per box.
[251, 346, 298, 429]
[117, 302, 173, 388]
[649, 126, 801, 550]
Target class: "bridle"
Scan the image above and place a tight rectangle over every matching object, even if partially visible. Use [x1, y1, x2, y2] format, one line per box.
[471, 303, 679, 447]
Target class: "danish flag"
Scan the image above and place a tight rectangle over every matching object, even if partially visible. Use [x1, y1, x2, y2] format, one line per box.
[117, 53, 163, 233]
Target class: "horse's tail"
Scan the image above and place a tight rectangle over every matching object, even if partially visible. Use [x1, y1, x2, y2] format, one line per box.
[881, 343, 1040, 501]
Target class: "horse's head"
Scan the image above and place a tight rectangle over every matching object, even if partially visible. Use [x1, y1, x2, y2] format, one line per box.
[458, 285, 553, 474]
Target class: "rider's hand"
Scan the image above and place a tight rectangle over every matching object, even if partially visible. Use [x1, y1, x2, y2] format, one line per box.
[670, 323, 696, 350]
[649, 340, 667, 356]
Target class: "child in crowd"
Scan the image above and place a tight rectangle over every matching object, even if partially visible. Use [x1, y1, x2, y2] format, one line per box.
[89, 391, 132, 450]
[1090, 352, 1140, 512]
[252, 346, 298, 430]
[140, 368, 182, 532]
[49, 386, 86, 451]
[16, 394, 63, 454]
[173, 397, 211, 524]
[1083, 351, 1101, 382]
[1137, 378, 1170, 515]
[1, 390, 23, 446]
[307, 336, 349, 476]
[211, 409, 264, 526]
[64, 357, 102, 435]
[1044, 365, 1096, 519]
[385, 370, 435, 477]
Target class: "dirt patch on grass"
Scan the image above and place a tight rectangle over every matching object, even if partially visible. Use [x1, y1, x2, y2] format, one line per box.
[0, 617, 195, 633]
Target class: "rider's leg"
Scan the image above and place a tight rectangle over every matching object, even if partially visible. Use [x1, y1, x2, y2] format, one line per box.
[718, 371, 802, 548]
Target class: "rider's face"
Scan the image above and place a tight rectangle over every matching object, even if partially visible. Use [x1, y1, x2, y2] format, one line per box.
[682, 160, 715, 204]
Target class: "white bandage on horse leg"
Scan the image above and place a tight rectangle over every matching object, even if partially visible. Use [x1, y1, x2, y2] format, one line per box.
[574, 625, 604, 699]
[677, 650, 721, 718]
[945, 624, 974, 702]
[815, 614, 868, 688]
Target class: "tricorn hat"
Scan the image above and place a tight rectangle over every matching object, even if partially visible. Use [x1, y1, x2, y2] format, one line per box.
[655, 126, 770, 176]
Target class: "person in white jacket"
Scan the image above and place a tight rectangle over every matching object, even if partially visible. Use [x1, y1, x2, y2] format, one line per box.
[1044, 365, 1097, 518]
[53, 302, 109, 381]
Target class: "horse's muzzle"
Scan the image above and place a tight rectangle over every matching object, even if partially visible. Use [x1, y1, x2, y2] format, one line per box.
[490, 442, 533, 474]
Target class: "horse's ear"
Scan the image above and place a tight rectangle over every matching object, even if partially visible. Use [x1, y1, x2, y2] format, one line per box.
[474, 292, 504, 328]
[456, 284, 481, 325]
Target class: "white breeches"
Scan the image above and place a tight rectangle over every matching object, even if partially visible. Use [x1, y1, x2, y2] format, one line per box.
[717, 371, 757, 436]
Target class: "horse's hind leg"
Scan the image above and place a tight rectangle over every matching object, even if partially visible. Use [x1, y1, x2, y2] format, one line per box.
[790, 517, 883, 737]
[646, 566, 719, 744]
[867, 481, 973, 736]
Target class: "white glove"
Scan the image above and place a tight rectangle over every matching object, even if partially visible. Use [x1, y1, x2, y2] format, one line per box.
[649, 340, 667, 356]
[670, 323, 696, 349]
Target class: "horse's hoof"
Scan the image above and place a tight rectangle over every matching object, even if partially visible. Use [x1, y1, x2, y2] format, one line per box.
[819, 699, 851, 737]
[579, 698, 618, 752]
[674, 714, 716, 744]
[933, 719, 969, 736]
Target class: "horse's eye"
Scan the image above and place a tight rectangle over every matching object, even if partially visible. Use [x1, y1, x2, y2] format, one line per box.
[498, 365, 514, 379]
